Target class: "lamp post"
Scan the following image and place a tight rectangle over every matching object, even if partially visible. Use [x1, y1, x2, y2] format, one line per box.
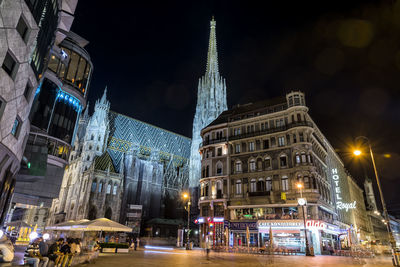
[182, 192, 191, 250]
[353, 136, 399, 266]
[297, 183, 312, 256]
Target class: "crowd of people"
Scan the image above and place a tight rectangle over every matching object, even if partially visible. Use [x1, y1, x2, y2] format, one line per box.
[25, 236, 83, 267]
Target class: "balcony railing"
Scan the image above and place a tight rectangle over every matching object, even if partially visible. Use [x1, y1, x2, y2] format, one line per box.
[200, 137, 227, 148]
[230, 121, 313, 141]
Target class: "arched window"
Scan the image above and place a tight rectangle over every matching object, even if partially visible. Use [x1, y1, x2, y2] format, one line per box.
[235, 161, 242, 173]
[98, 182, 103, 193]
[257, 158, 262, 170]
[236, 180, 242, 194]
[295, 153, 301, 164]
[91, 134, 94, 140]
[264, 157, 271, 169]
[281, 176, 289, 191]
[98, 136, 101, 141]
[249, 159, 256, 172]
[266, 177, 272, 191]
[87, 155, 90, 161]
[250, 179, 257, 192]
[216, 162, 223, 175]
[97, 146, 99, 151]
[113, 184, 118, 195]
[280, 155, 288, 167]
[216, 180, 222, 198]
[106, 182, 112, 194]
[91, 179, 97, 192]
[257, 178, 265, 192]
[89, 145, 92, 150]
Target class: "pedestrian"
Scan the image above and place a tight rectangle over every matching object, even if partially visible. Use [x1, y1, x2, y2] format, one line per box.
[133, 237, 138, 251]
[48, 238, 63, 266]
[0, 234, 14, 262]
[24, 237, 49, 267]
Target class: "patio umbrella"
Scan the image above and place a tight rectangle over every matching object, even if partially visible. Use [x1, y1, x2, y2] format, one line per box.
[246, 226, 250, 249]
[72, 218, 132, 232]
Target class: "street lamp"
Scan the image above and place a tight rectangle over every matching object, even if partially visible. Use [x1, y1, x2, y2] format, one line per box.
[296, 183, 312, 256]
[182, 192, 191, 250]
[353, 136, 399, 266]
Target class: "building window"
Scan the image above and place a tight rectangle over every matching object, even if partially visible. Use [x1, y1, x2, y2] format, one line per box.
[217, 147, 222, 156]
[216, 162, 222, 175]
[276, 118, 284, 127]
[106, 183, 111, 194]
[235, 161, 242, 173]
[234, 128, 241, 136]
[263, 139, 269, 149]
[113, 184, 118, 195]
[91, 180, 97, 192]
[206, 165, 209, 177]
[236, 180, 242, 194]
[16, 15, 29, 42]
[281, 176, 289, 191]
[304, 176, 310, 189]
[270, 137, 276, 147]
[11, 117, 21, 138]
[249, 159, 256, 172]
[266, 177, 272, 191]
[235, 144, 241, 153]
[2, 51, 18, 79]
[257, 179, 265, 192]
[91, 134, 94, 140]
[297, 113, 302, 121]
[279, 155, 287, 167]
[265, 157, 271, 169]
[293, 133, 297, 143]
[299, 132, 304, 142]
[278, 136, 285, 147]
[24, 82, 32, 101]
[301, 152, 307, 163]
[250, 179, 257, 192]
[98, 182, 103, 193]
[249, 142, 255, 151]
[295, 153, 301, 164]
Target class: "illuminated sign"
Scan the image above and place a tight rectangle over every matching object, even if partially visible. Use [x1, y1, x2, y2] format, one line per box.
[332, 168, 356, 211]
[297, 198, 306, 206]
[213, 217, 224, 223]
[197, 218, 205, 224]
[258, 220, 302, 229]
[306, 220, 326, 230]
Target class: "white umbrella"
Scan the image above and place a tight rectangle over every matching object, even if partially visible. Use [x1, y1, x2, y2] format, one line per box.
[72, 218, 132, 232]
[46, 219, 90, 231]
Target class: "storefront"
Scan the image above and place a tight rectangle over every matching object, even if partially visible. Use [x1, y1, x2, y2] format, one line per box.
[228, 221, 258, 247]
[257, 219, 343, 255]
[197, 217, 226, 248]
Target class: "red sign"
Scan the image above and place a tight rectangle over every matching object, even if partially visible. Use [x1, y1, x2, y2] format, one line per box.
[306, 220, 326, 230]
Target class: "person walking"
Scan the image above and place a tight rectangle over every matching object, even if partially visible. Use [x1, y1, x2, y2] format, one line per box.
[133, 237, 138, 251]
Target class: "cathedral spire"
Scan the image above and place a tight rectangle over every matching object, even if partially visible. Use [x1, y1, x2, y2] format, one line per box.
[100, 86, 108, 104]
[206, 17, 219, 75]
[83, 102, 90, 120]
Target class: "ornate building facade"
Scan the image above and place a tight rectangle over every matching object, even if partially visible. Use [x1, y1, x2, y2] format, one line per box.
[49, 88, 191, 232]
[197, 91, 370, 254]
[189, 18, 227, 189]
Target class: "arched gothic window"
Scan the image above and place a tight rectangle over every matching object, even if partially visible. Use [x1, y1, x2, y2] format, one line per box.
[106, 182, 112, 194]
[91, 179, 97, 193]
[113, 184, 118, 195]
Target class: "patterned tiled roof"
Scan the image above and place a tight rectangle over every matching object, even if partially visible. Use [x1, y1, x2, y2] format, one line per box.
[106, 111, 191, 170]
[94, 151, 116, 172]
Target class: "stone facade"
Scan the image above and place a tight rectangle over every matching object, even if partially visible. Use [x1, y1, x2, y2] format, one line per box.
[189, 18, 227, 189]
[198, 91, 370, 254]
[49, 89, 191, 229]
[0, 0, 40, 223]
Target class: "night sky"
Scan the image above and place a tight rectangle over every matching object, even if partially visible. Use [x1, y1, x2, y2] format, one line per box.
[71, 0, 400, 216]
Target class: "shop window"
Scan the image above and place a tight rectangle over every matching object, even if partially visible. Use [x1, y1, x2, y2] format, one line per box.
[2, 51, 18, 80]
[66, 51, 80, 83]
[16, 15, 29, 42]
[48, 54, 60, 73]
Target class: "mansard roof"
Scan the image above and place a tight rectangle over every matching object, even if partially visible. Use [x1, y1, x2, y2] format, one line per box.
[94, 151, 116, 173]
[206, 96, 287, 128]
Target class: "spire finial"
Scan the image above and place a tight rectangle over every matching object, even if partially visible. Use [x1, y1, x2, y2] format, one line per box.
[206, 17, 219, 75]
[100, 86, 107, 104]
[83, 102, 90, 118]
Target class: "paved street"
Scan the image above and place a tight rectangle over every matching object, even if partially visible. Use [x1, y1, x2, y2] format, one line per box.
[77, 247, 393, 267]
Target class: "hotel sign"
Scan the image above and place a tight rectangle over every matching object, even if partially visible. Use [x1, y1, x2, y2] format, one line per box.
[332, 168, 356, 211]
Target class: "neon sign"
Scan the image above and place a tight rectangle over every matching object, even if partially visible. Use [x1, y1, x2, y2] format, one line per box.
[332, 168, 356, 211]
[306, 220, 326, 230]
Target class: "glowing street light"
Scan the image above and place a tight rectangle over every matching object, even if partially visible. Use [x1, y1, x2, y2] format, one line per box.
[296, 182, 311, 256]
[353, 136, 399, 266]
[182, 192, 191, 250]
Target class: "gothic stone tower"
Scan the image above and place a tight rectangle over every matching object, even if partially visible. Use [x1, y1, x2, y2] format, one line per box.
[189, 18, 227, 188]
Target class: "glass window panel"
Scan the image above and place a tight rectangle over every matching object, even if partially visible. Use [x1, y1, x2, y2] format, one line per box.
[48, 54, 59, 73]
[66, 51, 79, 82]
[75, 57, 86, 87]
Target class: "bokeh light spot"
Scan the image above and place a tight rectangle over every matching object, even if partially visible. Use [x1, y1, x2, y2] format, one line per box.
[337, 19, 374, 48]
